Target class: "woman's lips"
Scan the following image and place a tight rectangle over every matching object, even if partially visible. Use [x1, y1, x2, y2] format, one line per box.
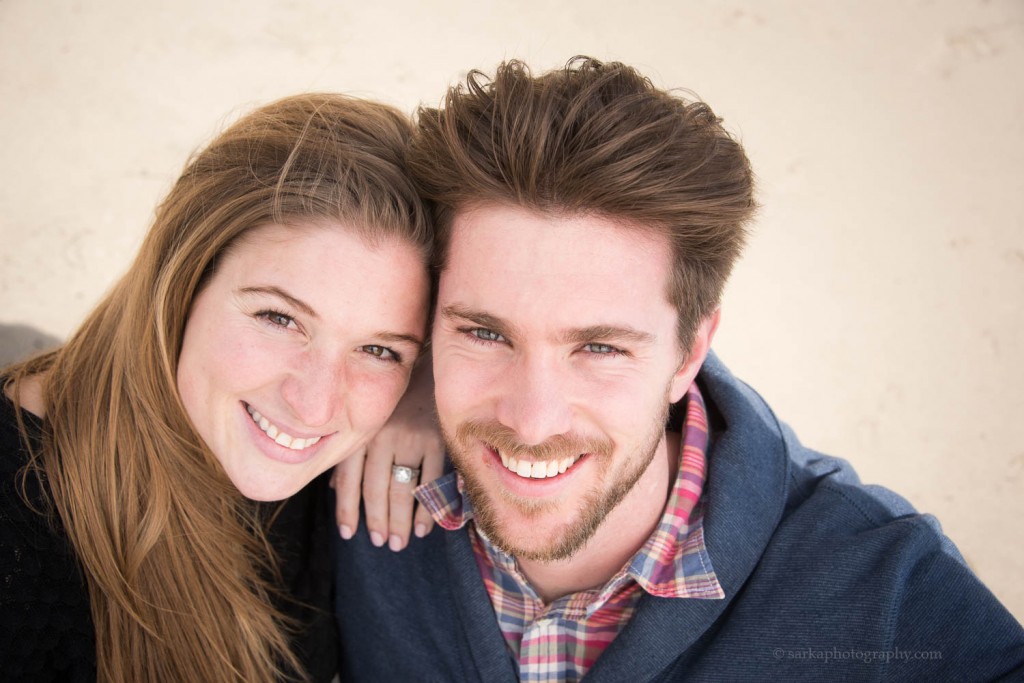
[245, 403, 324, 450]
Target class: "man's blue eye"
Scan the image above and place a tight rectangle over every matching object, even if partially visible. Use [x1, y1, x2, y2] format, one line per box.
[473, 328, 504, 342]
[585, 343, 617, 354]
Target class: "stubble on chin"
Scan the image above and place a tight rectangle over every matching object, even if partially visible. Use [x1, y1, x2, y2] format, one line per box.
[443, 407, 668, 563]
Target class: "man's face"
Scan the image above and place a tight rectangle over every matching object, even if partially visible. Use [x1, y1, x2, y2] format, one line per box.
[433, 203, 707, 561]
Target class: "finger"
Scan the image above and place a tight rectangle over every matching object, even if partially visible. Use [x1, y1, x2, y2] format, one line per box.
[412, 501, 436, 539]
[387, 469, 418, 552]
[413, 446, 445, 538]
[332, 451, 365, 540]
[361, 447, 393, 548]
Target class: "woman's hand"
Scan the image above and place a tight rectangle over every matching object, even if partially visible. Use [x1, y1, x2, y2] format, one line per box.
[331, 355, 443, 551]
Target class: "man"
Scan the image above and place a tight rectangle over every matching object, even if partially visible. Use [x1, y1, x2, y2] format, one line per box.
[332, 57, 1024, 681]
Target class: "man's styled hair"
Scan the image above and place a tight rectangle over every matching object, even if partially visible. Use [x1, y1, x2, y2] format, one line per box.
[408, 56, 756, 350]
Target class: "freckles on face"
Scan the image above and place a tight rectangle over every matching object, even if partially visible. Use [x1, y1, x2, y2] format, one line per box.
[176, 221, 429, 501]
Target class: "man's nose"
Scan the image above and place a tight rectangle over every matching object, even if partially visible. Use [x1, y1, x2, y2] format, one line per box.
[493, 352, 573, 446]
[280, 351, 346, 429]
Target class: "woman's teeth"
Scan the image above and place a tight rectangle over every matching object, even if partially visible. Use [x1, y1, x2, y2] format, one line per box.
[246, 405, 321, 450]
[497, 450, 583, 479]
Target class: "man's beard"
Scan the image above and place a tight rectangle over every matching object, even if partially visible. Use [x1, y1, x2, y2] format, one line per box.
[443, 403, 669, 563]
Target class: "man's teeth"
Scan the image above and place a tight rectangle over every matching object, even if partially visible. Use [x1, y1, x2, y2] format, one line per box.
[498, 450, 583, 479]
[246, 405, 322, 451]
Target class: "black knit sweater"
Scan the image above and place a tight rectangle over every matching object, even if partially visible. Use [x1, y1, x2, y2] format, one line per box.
[0, 392, 338, 682]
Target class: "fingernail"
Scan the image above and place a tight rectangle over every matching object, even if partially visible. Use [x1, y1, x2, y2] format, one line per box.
[414, 523, 427, 538]
[389, 534, 403, 552]
[339, 524, 353, 540]
[369, 531, 384, 547]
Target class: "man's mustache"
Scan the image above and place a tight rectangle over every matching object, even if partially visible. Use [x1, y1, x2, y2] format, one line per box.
[455, 419, 613, 462]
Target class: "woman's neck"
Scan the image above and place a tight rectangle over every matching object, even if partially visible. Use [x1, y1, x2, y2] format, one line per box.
[4, 373, 46, 418]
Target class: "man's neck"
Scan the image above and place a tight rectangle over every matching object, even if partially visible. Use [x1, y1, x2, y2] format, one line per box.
[515, 430, 681, 603]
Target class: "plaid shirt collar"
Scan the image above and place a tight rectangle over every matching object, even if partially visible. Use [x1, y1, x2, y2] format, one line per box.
[415, 382, 723, 601]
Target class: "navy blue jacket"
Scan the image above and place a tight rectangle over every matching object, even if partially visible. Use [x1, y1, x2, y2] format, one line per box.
[332, 354, 1024, 681]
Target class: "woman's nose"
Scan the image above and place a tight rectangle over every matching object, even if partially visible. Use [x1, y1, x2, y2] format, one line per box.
[279, 353, 346, 429]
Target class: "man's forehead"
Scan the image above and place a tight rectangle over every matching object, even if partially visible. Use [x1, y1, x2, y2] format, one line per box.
[443, 204, 671, 275]
[438, 204, 678, 337]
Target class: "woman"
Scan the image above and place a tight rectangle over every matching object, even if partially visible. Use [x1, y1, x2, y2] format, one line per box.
[1, 93, 436, 682]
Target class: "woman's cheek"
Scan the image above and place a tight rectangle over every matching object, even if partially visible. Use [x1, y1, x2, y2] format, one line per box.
[350, 367, 411, 428]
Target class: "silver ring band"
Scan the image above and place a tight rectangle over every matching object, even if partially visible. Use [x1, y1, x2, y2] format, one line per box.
[392, 465, 421, 484]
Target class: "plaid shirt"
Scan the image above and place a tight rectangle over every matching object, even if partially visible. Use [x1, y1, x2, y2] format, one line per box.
[415, 384, 723, 682]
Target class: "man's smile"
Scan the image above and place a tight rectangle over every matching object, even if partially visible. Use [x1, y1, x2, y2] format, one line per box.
[489, 444, 588, 479]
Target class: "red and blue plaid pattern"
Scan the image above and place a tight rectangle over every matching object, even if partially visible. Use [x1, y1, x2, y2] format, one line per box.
[416, 383, 723, 682]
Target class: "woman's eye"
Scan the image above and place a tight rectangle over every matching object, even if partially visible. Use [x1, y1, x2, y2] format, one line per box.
[471, 328, 505, 343]
[584, 343, 619, 355]
[362, 345, 400, 362]
[257, 310, 298, 330]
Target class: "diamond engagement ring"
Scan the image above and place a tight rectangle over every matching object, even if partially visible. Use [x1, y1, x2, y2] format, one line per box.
[391, 465, 421, 484]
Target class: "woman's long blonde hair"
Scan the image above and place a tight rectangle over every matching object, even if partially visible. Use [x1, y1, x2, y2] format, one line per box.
[5, 93, 432, 682]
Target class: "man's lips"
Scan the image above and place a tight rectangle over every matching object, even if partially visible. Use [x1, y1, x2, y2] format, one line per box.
[486, 443, 589, 480]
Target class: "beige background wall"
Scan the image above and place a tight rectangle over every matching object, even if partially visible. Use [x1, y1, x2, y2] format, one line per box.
[1, 0, 1022, 623]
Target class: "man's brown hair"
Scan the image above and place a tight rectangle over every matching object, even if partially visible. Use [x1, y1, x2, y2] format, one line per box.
[408, 56, 756, 350]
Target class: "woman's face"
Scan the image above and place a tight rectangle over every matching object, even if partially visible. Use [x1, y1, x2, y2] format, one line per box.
[177, 221, 429, 501]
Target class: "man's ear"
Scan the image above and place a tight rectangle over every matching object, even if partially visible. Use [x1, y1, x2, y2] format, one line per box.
[668, 308, 721, 403]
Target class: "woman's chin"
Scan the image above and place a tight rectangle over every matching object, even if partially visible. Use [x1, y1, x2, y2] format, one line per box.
[234, 476, 305, 502]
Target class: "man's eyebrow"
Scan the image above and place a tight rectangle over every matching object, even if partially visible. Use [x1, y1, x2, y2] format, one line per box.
[441, 304, 519, 338]
[442, 305, 654, 346]
[238, 286, 318, 319]
[562, 325, 656, 346]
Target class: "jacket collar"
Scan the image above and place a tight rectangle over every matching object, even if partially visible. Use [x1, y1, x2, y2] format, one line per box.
[590, 352, 791, 680]
[443, 351, 791, 681]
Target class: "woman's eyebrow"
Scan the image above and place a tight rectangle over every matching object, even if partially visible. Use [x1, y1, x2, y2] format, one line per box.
[238, 286, 318, 319]
[374, 331, 425, 349]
